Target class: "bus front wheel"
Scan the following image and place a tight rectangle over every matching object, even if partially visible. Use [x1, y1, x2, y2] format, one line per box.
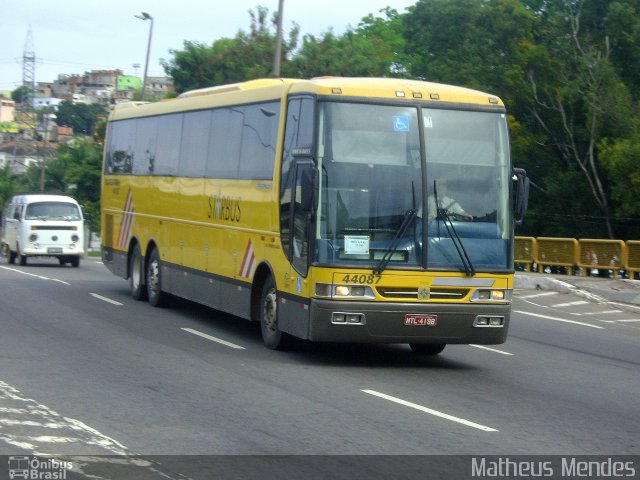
[409, 343, 446, 355]
[146, 248, 169, 307]
[259, 276, 293, 350]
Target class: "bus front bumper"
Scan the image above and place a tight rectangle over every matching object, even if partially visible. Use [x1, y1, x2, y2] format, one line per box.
[308, 299, 510, 344]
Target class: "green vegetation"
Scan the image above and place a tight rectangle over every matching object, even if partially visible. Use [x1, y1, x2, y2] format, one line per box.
[163, 0, 640, 239]
[4, 0, 639, 240]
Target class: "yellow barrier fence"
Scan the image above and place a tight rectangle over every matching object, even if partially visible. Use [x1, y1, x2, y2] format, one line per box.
[514, 236, 536, 271]
[576, 239, 625, 279]
[627, 241, 640, 276]
[535, 237, 579, 275]
[515, 236, 639, 279]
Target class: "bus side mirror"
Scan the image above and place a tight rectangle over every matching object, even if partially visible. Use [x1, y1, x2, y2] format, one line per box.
[513, 167, 530, 226]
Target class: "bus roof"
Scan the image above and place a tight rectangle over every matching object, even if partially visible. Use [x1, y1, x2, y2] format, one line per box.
[109, 77, 504, 121]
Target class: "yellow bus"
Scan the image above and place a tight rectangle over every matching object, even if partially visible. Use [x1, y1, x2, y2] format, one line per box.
[101, 77, 529, 353]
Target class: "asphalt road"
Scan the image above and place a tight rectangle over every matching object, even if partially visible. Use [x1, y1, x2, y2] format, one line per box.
[0, 256, 638, 478]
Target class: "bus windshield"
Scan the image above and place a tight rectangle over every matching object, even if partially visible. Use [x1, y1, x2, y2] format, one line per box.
[314, 101, 512, 272]
[25, 202, 82, 221]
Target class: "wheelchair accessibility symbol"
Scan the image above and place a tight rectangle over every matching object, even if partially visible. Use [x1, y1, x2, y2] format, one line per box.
[393, 115, 410, 132]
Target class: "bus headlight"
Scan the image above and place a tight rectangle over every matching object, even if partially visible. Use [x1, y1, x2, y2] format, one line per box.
[71, 234, 79, 243]
[315, 283, 375, 299]
[29, 234, 38, 242]
[335, 285, 351, 296]
[471, 289, 511, 302]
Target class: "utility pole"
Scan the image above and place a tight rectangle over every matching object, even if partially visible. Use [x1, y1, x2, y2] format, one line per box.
[272, 0, 284, 77]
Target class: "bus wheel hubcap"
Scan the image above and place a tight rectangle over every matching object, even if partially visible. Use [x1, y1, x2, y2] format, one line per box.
[132, 255, 142, 287]
[263, 289, 277, 333]
[149, 261, 160, 294]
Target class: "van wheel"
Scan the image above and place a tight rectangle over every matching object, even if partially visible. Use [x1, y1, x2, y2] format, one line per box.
[17, 246, 27, 266]
[146, 247, 169, 307]
[259, 276, 293, 350]
[409, 343, 446, 355]
[8, 249, 16, 264]
[130, 244, 147, 300]
[70, 256, 80, 268]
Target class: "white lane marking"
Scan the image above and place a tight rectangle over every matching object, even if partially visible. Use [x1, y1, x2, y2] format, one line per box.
[518, 291, 559, 299]
[520, 299, 552, 309]
[90, 293, 123, 306]
[616, 319, 640, 323]
[181, 328, 245, 350]
[361, 389, 498, 432]
[514, 310, 604, 329]
[550, 300, 589, 308]
[0, 265, 70, 285]
[609, 302, 640, 313]
[469, 345, 514, 356]
[31, 436, 78, 443]
[0, 380, 127, 455]
[583, 310, 622, 315]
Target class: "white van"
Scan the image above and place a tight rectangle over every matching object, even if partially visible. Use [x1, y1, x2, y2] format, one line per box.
[1, 194, 85, 267]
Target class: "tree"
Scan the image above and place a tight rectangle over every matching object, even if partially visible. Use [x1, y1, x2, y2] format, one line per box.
[163, 7, 299, 93]
[11, 86, 29, 105]
[43, 138, 103, 232]
[600, 123, 640, 218]
[0, 164, 18, 208]
[403, 0, 536, 106]
[55, 101, 107, 136]
[525, 0, 633, 238]
[292, 8, 408, 78]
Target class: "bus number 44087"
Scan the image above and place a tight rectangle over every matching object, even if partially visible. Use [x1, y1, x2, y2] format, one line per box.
[341, 274, 382, 284]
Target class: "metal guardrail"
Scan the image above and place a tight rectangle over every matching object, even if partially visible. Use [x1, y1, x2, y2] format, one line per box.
[515, 236, 640, 279]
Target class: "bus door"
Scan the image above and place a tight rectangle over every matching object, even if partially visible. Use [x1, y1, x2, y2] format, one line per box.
[290, 159, 316, 277]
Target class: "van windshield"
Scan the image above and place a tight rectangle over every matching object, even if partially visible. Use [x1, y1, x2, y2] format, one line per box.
[25, 202, 82, 221]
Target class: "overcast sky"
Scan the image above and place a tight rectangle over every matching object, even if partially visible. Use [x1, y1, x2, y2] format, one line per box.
[1, 0, 416, 92]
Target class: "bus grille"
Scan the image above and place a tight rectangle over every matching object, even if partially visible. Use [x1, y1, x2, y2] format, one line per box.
[375, 287, 470, 300]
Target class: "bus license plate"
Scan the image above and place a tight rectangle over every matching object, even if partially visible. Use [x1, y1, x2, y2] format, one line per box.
[48, 248, 63, 254]
[405, 314, 437, 326]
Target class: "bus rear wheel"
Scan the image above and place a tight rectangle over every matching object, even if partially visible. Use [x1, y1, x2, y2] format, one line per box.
[409, 343, 446, 355]
[259, 276, 293, 350]
[130, 244, 147, 301]
[146, 247, 169, 307]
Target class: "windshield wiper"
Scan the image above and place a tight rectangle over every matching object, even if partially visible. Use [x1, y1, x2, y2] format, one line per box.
[437, 207, 475, 276]
[434, 180, 475, 276]
[373, 208, 416, 275]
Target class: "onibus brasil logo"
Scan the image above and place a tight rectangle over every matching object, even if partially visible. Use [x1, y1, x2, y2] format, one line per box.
[8, 456, 72, 479]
